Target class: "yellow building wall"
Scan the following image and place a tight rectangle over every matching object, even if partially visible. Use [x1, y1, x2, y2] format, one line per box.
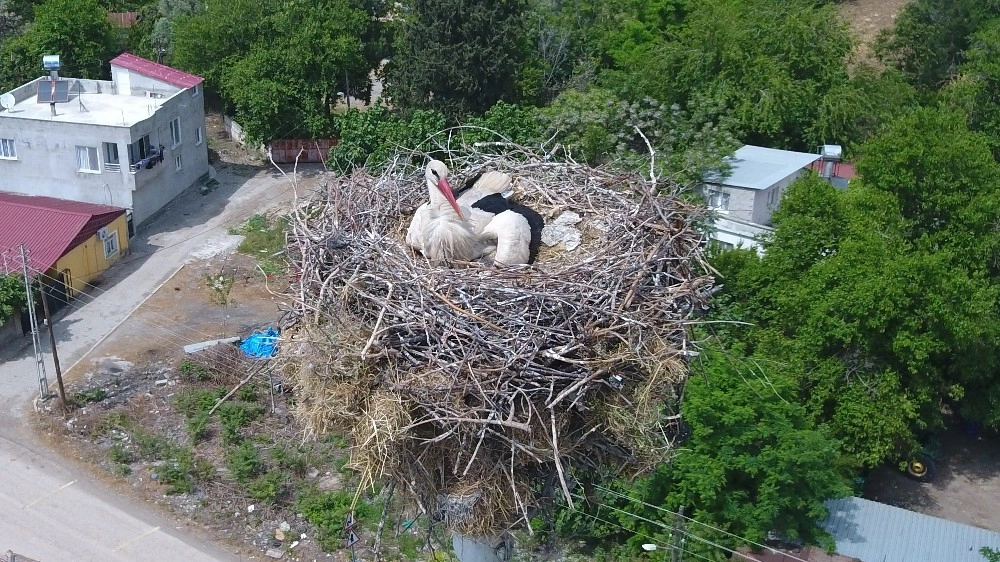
[51, 214, 130, 298]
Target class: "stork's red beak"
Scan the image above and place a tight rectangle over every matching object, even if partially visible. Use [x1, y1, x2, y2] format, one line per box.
[437, 178, 464, 220]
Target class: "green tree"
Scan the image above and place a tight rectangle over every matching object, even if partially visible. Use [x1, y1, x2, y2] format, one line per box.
[873, 0, 1000, 90]
[384, 0, 531, 118]
[0, 0, 118, 89]
[0, 274, 26, 322]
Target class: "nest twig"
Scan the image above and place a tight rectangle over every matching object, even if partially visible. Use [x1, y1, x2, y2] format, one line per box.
[276, 135, 714, 536]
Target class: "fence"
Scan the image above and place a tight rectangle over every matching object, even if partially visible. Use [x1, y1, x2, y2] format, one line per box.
[267, 139, 338, 164]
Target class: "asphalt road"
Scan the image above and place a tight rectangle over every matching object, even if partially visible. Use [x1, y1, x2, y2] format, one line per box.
[0, 165, 309, 561]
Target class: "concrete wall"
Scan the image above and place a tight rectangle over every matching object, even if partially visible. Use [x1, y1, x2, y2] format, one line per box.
[751, 169, 806, 225]
[52, 213, 130, 296]
[0, 314, 22, 348]
[703, 183, 757, 223]
[0, 80, 208, 228]
[0, 113, 136, 209]
[130, 86, 209, 226]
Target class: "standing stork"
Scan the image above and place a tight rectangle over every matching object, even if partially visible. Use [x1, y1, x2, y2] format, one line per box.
[406, 160, 544, 266]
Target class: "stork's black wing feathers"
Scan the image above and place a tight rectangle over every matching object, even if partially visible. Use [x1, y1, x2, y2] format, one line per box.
[454, 172, 484, 198]
[470, 193, 512, 215]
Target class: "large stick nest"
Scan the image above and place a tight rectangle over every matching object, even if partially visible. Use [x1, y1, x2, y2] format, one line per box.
[278, 137, 715, 536]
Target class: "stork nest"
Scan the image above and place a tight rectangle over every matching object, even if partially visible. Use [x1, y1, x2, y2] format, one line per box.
[278, 137, 715, 536]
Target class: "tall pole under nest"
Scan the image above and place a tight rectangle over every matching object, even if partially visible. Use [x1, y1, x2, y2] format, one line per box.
[277, 131, 713, 560]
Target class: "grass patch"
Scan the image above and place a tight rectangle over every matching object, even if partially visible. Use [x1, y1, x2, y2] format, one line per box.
[174, 387, 226, 419]
[231, 213, 288, 276]
[296, 488, 377, 551]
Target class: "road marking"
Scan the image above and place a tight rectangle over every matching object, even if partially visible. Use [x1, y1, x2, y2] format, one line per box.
[113, 526, 161, 551]
[23, 479, 75, 508]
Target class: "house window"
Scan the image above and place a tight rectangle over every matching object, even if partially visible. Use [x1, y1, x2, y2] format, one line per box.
[707, 190, 730, 211]
[195, 127, 203, 145]
[103, 230, 119, 258]
[170, 117, 181, 147]
[127, 134, 151, 164]
[76, 146, 100, 173]
[0, 138, 15, 159]
[768, 186, 780, 207]
[103, 142, 120, 170]
[175, 155, 182, 170]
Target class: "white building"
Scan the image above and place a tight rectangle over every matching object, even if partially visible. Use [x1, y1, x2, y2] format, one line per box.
[0, 53, 209, 230]
[703, 145, 822, 251]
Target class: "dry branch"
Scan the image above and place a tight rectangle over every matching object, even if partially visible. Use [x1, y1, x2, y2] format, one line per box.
[275, 136, 714, 536]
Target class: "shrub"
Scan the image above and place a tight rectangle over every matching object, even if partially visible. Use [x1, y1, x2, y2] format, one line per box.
[296, 488, 377, 550]
[75, 388, 107, 403]
[218, 402, 264, 444]
[226, 441, 264, 484]
[186, 413, 209, 443]
[247, 470, 286, 504]
[174, 387, 225, 419]
[133, 429, 171, 461]
[179, 360, 210, 381]
[108, 441, 135, 465]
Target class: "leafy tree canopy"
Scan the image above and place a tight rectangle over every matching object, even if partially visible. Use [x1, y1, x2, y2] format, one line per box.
[384, 0, 531, 119]
[0, 274, 26, 322]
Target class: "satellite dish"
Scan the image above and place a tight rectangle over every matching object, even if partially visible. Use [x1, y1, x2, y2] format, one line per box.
[0, 93, 14, 111]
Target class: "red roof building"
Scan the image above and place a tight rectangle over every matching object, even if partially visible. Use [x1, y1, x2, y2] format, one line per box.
[0, 192, 126, 274]
[110, 53, 204, 90]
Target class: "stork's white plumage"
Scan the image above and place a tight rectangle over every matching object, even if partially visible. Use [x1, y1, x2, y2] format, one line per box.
[406, 160, 481, 264]
[406, 160, 544, 266]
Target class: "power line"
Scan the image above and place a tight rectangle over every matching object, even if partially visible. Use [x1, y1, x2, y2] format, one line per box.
[574, 506, 719, 562]
[591, 486, 809, 562]
[570, 492, 765, 562]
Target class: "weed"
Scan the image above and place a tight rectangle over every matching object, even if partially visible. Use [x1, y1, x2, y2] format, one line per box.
[323, 433, 350, 449]
[226, 441, 264, 484]
[75, 388, 107, 403]
[108, 442, 135, 465]
[234, 213, 288, 276]
[96, 411, 134, 435]
[113, 463, 132, 477]
[158, 445, 215, 495]
[270, 444, 309, 476]
[238, 381, 258, 403]
[174, 387, 225, 419]
[187, 413, 209, 443]
[397, 532, 423, 559]
[247, 470, 286, 504]
[218, 402, 263, 444]
[133, 429, 171, 461]
[204, 273, 235, 306]
[179, 360, 210, 382]
[296, 487, 377, 551]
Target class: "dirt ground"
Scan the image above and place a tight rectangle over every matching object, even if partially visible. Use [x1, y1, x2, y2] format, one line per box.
[863, 421, 1000, 533]
[837, 0, 912, 65]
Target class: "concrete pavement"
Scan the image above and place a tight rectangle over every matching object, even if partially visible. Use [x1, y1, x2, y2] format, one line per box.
[0, 165, 313, 560]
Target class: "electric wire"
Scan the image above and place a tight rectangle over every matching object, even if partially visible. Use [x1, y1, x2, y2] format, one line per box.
[573, 506, 720, 562]
[570, 492, 770, 562]
[591, 486, 810, 562]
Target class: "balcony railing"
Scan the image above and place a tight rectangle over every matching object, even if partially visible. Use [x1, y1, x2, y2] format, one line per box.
[129, 146, 165, 173]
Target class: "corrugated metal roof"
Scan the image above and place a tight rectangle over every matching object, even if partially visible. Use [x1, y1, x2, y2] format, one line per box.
[707, 145, 821, 190]
[822, 497, 1000, 562]
[110, 53, 203, 89]
[0, 192, 125, 274]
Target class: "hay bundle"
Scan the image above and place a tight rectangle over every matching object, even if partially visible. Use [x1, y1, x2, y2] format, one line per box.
[280, 139, 714, 535]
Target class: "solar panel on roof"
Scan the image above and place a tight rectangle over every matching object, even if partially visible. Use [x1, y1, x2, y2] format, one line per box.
[35, 80, 71, 103]
[36, 81, 54, 103]
[53, 80, 70, 102]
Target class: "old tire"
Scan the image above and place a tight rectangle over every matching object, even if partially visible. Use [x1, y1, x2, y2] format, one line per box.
[905, 453, 937, 483]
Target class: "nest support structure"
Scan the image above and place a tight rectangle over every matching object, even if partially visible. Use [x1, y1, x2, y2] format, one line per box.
[278, 142, 715, 536]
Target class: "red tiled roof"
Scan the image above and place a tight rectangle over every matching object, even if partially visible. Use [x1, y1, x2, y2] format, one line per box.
[809, 160, 857, 180]
[0, 192, 125, 275]
[110, 53, 204, 89]
[107, 11, 139, 27]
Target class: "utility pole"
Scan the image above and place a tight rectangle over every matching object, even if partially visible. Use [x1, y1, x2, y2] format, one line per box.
[672, 506, 685, 562]
[19, 245, 50, 400]
[39, 285, 67, 410]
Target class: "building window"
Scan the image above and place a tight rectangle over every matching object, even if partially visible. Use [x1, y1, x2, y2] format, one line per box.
[192, 83, 200, 97]
[175, 155, 182, 170]
[0, 138, 15, 159]
[103, 230, 119, 258]
[707, 190, 730, 211]
[128, 134, 151, 165]
[76, 146, 100, 173]
[103, 142, 120, 171]
[170, 117, 181, 147]
[195, 127, 203, 145]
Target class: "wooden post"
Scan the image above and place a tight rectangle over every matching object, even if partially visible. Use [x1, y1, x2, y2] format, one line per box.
[39, 287, 67, 411]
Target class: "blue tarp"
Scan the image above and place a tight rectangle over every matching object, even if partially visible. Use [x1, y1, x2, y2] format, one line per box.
[240, 327, 280, 359]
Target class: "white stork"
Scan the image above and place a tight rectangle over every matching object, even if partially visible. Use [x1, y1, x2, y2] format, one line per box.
[406, 160, 544, 265]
